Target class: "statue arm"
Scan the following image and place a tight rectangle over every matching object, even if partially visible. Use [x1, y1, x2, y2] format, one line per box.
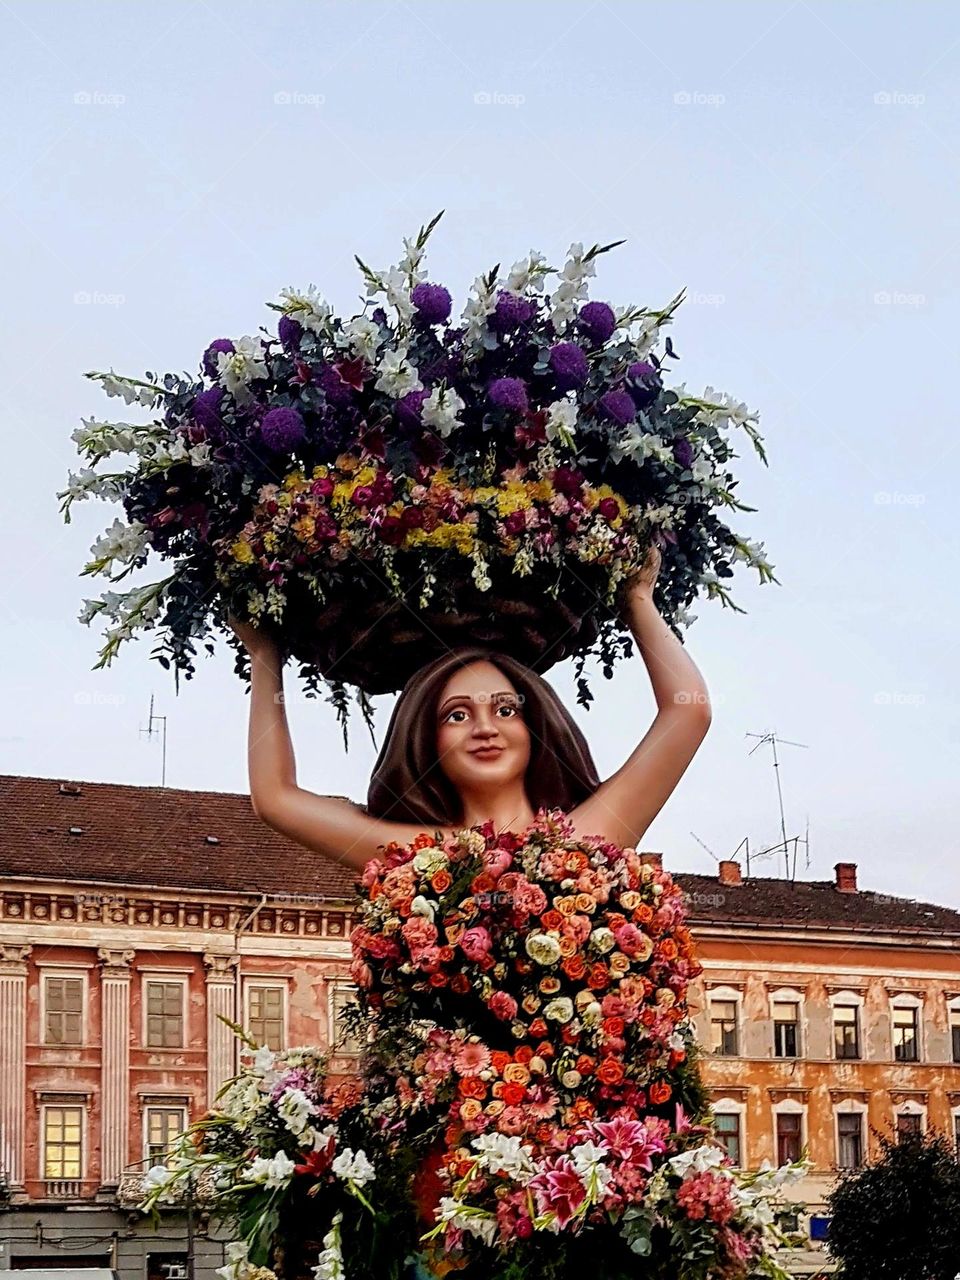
[570, 585, 712, 849]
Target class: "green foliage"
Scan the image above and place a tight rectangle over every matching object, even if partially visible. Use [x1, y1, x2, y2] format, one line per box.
[826, 1128, 960, 1280]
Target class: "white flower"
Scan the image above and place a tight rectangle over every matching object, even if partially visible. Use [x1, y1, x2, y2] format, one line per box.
[374, 346, 422, 398]
[461, 273, 499, 347]
[549, 242, 597, 334]
[589, 926, 615, 955]
[278, 1087, 318, 1137]
[144, 1164, 173, 1191]
[545, 400, 578, 448]
[311, 1211, 345, 1280]
[331, 1146, 375, 1186]
[543, 996, 574, 1024]
[421, 384, 466, 437]
[471, 1132, 536, 1182]
[524, 933, 562, 966]
[278, 285, 332, 336]
[410, 895, 437, 922]
[570, 1139, 613, 1199]
[216, 1241, 251, 1280]
[242, 1150, 296, 1188]
[216, 336, 268, 400]
[97, 370, 159, 406]
[339, 316, 382, 362]
[87, 518, 151, 571]
[252, 1045, 277, 1075]
[505, 250, 549, 296]
[668, 1143, 729, 1180]
[436, 1198, 499, 1247]
[412, 846, 448, 877]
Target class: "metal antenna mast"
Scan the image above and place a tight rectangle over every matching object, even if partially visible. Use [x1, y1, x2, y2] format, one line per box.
[140, 693, 168, 788]
[745, 730, 808, 878]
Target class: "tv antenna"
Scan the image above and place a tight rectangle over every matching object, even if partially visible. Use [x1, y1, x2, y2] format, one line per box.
[745, 730, 808, 878]
[140, 692, 168, 787]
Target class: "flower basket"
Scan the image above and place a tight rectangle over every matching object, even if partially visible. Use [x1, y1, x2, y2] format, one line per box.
[61, 212, 776, 734]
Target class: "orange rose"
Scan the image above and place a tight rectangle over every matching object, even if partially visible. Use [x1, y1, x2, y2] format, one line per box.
[658, 938, 678, 960]
[529, 1018, 548, 1039]
[503, 1063, 531, 1085]
[575, 1054, 596, 1076]
[438, 945, 456, 962]
[596, 1056, 625, 1085]
[555, 895, 578, 916]
[490, 1050, 511, 1074]
[562, 955, 587, 980]
[413, 833, 437, 850]
[514, 1045, 534, 1065]
[429, 972, 449, 987]
[573, 1098, 595, 1120]
[560, 1025, 580, 1046]
[431, 869, 453, 893]
[558, 936, 578, 958]
[649, 1081, 672, 1104]
[574, 893, 597, 914]
[535, 1122, 555, 1143]
[634, 903, 654, 924]
[588, 963, 611, 991]
[458, 1076, 487, 1099]
[459, 1098, 483, 1123]
[451, 974, 471, 994]
[541, 909, 564, 931]
[539, 976, 561, 995]
[602, 1016, 625, 1036]
[471, 872, 496, 895]
[536, 1040, 555, 1060]
[501, 1082, 526, 1106]
[606, 912, 628, 930]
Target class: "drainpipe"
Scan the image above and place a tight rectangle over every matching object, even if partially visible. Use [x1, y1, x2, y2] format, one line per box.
[233, 895, 268, 1074]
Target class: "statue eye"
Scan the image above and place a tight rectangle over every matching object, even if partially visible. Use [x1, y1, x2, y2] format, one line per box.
[496, 703, 518, 717]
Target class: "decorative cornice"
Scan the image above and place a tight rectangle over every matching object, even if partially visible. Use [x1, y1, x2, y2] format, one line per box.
[767, 1088, 810, 1103]
[0, 942, 31, 973]
[889, 1090, 929, 1106]
[829, 1089, 869, 1104]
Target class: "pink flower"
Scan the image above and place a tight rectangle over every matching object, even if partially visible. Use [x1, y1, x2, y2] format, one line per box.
[675, 1170, 737, 1225]
[612, 922, 646, 957]
[453, 1040, 491, 1076]
[349, 956, 373, 989]
[460, 926, 493, 961]
[529, 1155, 587, 1229]
[483, 849, 514, 880]
[402, 915, 438, 954]
[488, 990, 518, 1021]
[589, 1116, 666, 1169]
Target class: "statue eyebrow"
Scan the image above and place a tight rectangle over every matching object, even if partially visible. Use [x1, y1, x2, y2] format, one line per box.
[437, 691, 518, 715]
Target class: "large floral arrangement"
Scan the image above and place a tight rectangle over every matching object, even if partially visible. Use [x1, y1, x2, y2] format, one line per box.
[60, 213, 775, 736]
[143, 811, 808, 1280]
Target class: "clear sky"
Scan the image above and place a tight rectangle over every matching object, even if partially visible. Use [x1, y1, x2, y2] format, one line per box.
[2, 0, 958, 908]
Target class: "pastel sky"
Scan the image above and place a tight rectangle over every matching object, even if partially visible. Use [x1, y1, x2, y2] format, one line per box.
[2, 0, 958, 907]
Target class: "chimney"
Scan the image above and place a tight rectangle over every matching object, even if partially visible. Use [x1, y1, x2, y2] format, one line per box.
[639, 851, 663, 871]
[834, 862, 858, 894]
[718, 859, 742, 886]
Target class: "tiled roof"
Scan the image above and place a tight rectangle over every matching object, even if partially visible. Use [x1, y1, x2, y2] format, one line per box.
[2, 775, 959, 936]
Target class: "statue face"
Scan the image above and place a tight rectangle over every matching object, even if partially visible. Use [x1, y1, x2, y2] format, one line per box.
[435, 660, 531, 793]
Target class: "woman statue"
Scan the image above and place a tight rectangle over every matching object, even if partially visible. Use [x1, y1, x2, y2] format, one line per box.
[228, 547, 712, 865]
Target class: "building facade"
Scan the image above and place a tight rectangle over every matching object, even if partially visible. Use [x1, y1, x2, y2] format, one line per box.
[1, 774, 959, 1276]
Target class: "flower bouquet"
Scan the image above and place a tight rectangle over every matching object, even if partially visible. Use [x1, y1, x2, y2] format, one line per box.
[141, 810, 808, 1280]
[60, 212, 775, 736]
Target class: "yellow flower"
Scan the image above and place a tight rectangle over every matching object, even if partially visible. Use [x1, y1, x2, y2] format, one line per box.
[311, 465, 329, 479]
[335, 453, 360, 474]
[262, 531, 278, 551]
[230, 539, 255, 564]
[291, 516, 315, 541]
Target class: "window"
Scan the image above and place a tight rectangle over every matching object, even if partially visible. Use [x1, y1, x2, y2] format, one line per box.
[896, 1112, 922, 1142]
[954, 1113, 960, 1152]
[43, 1106, 83, 1179]
[713, 1111, 741, 1166]
[833, 1005, 860, 1059]
[145, 1107, 186, 1164]
[329, 983, 364, 1055]
[145, 980, 185, 1048]
[949, 1005, 960, 1063]
[709, 999, 739, 1056]
[892, 1005, 919, 1062]
[772, 1001, 800, 1057]
[837, 1113, 863, 1169]
[44, 976, 83, 1045]
[776, 1112, 803, 1164]
[247, 985, 284, 1050]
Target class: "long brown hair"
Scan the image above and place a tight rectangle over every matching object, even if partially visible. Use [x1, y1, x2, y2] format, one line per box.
[366, 645, 601, 825]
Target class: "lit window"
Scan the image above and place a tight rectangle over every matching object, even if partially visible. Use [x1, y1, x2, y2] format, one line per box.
[44, 976, 83, 1045]
[247, 986, 284, 1050]
[145, 981, 184, 1048]
[145, 1107, 186, 1164]
[837, 1113, 863, 1169]
[892, 1005, 919, 1062]
[833, 1005, 860, 1059]
[709, 999, 738, 1056]
[713, 1112, 741, 1165]
[44, 1107, 83, 1179]
[772, 1001, 800, 1058]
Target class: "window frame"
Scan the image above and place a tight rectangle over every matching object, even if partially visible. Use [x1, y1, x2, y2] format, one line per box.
[710, 1097, 746, 1168]
[769, 987, 805, 1059]
[774, 1106, 804, 1165]
[142, 974, 189, 1050]
[830, 992, 864, 1061]
[835, 1106, 866, 1170]
[890, 995, 923, 1063]
[40, 971, 87, 1047]
[706, 987, 741, 1057]
[244, 981, 287, 1051]
[41, 1102, 86, 1182]
[143, 1104, 189, 1165]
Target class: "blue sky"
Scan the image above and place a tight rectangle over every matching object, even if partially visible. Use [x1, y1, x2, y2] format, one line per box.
[2, 0, 958, 906]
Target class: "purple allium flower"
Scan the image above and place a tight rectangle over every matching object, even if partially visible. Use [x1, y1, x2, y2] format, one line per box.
[490, 290, 538, 334]
[371, 306, 388, 326]
[260, 406, 305, 451]
[193, 387, 224, 432]
[548, 341, 589, 391]
[599, 389, 637, 425]
[203, 338, 235, 380]
[278, 314, 303, 353]
[488, 376, 529, 415]
[626, 360, 660, 409]
[577, 301, 616, 345]
[673, 436, 694, 469]
[318, 362, 355, 407]
[396, 387, 427, 430]
[411, 282, 453, 325]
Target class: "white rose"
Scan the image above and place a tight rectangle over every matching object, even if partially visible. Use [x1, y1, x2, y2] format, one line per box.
[543, 997, 574, 1024]
[525, 933, 562, 966]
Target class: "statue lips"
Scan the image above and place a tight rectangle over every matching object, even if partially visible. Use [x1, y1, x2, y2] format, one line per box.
[469, 745, 504, 760]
